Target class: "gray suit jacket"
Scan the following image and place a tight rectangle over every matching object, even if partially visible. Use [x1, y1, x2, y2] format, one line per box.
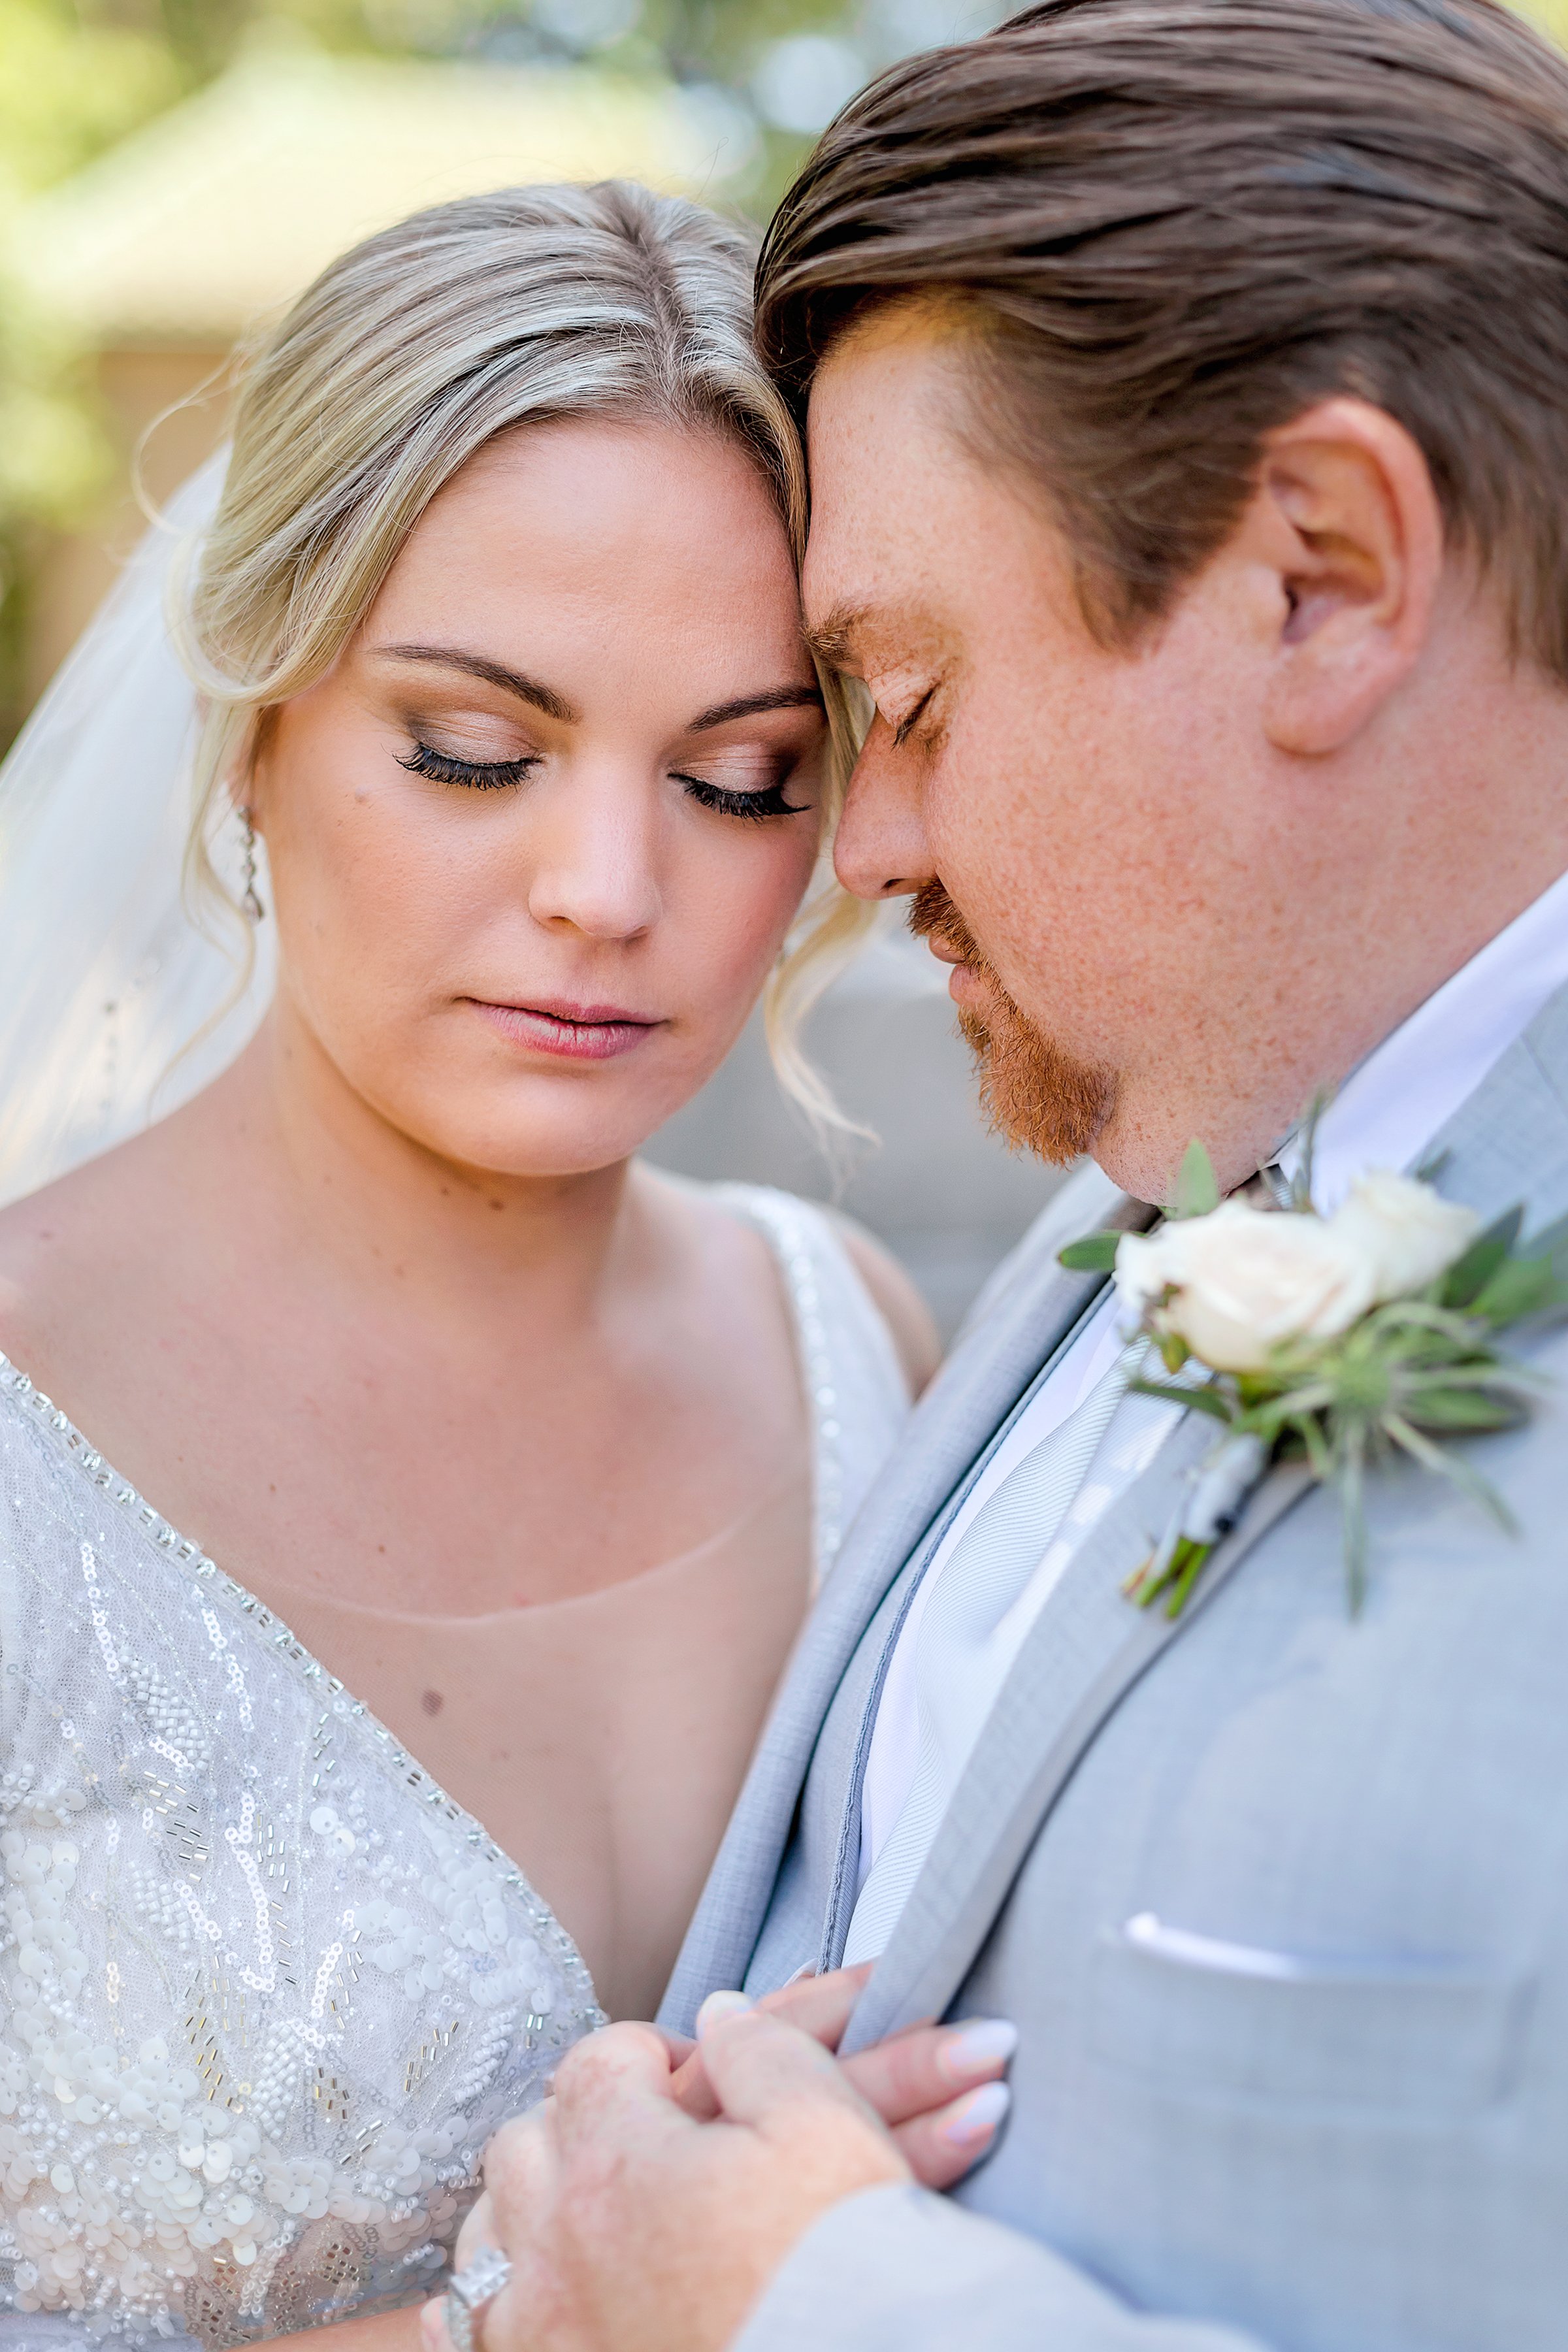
[661, 985, 1568, 2351]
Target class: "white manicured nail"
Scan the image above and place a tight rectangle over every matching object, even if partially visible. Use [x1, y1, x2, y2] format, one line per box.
[938, 2019, 1019, 2082]
[942, 2080, 1011, 2147]
[696, 1989, 755, 2039]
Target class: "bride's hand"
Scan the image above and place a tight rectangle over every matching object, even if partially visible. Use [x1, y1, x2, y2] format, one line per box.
[423, 1984, 1017, 2352]
[666, 1964, 1015, 2190]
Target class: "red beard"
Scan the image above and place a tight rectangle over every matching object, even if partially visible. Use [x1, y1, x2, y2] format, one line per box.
[907, 879, 1115, 1166]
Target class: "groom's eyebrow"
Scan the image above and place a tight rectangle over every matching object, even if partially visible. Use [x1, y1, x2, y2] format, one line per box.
[370, 642, 580, 725]
[686, 685, 824, 730]
[802, 606, 869, 671]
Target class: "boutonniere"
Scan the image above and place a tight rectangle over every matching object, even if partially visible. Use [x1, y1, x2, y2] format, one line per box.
[1060, 1141, 1568, 1618]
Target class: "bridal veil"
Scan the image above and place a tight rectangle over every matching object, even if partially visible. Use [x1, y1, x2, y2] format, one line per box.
[0, 457, 272, 1209]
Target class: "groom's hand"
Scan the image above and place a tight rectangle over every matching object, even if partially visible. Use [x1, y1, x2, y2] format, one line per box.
[438, 2004, 911, 2352]
[669, 1968, 1015, 2190]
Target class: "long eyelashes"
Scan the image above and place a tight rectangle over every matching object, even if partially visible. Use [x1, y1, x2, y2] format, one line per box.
[891, 689, 936, 749]
[399, 742, 542, 791]
[400, 741, 806, 822]
[675, 775, 808, 822]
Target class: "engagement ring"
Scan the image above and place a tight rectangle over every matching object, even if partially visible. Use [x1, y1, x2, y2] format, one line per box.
[444, 2246, 512, 2352]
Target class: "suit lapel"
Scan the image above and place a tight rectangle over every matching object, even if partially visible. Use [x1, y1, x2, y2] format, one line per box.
[841, 975, 1568, 2053]
[841, 1449, 1315, 2051]
[659, 1168, 1149, 2027]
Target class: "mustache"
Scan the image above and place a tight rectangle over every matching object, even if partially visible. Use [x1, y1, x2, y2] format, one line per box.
[907, 878, 984, 966]
[908, 875, 1116, 1164]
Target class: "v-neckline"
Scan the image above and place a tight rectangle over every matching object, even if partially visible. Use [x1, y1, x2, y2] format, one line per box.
[0, 1347, 601, 2019]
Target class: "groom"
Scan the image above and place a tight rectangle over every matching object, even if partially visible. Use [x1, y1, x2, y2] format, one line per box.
[445, 0, 1568, 2343]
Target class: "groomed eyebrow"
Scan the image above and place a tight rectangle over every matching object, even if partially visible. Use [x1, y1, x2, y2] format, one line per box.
[368, 647, 819, 736]
[687, 684, 824, 731]
[370, 643, 580, 726]
[802, 606, 870, 670]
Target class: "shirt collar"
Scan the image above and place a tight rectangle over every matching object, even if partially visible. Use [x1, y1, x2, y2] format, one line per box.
[1277, 864, 1568, 1211]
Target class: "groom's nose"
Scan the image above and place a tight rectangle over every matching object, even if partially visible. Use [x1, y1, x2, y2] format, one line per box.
[833, 718, 936, 902]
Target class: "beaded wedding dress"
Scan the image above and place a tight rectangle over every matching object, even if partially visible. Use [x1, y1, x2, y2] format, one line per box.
[0, 1184, 909, 2352]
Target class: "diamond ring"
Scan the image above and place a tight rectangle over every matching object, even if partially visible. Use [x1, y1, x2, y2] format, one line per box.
[444, 2246, 512, 2352]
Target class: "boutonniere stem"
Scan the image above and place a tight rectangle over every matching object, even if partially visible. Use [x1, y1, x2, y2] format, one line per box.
[1061, 1141, 1568, 1617]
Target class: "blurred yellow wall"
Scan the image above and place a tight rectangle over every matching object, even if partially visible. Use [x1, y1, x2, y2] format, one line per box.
[1524, 0, 1568, 41]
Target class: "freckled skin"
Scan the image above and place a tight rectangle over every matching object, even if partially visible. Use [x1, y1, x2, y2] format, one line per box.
[810, 311, 1568, 1200]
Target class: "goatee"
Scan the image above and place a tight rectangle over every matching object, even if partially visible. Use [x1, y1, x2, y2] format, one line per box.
[908, 880, 1115, 1166]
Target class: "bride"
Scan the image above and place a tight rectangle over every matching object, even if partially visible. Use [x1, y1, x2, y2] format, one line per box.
[0, 181, 939, 2351]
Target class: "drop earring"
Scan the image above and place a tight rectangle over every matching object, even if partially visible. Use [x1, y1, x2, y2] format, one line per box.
[240, 808, 265, 923]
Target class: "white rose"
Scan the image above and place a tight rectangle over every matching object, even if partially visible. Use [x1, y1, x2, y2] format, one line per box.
[1113, 1224, 1196, 1328]
[1115, 1201, 1376, 1373]
[1326, 1169, 1478, 1303]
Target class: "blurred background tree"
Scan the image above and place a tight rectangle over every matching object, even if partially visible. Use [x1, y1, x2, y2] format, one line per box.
[0, 0, 181, 722]
[0, 0, 1005, 745]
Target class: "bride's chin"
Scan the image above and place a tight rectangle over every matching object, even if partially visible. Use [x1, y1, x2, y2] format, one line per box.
[406, 1070, 704, 1185]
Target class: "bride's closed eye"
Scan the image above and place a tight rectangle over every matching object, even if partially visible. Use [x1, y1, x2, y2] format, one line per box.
[675, 771, 808, 822]
[670, 730, 816, 823]
[398, 741, 543, 791]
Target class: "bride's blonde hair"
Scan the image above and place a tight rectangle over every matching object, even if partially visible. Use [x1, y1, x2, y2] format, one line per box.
[179, 178, 873, 1128]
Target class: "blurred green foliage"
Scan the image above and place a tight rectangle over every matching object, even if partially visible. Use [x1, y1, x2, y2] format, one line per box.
[0, 0, 182, 193]
[0, 0, 974, 492]
[0, 0, 985, 717]
[0, 0, 184, 726]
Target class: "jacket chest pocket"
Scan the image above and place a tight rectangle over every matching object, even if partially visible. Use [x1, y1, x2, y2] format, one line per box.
[1089, 1912, 1531, 2118]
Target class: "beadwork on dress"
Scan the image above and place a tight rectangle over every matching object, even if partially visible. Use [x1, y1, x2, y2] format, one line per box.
[0, 1362, 600, 2350]
[0, 1186, 910, 2351]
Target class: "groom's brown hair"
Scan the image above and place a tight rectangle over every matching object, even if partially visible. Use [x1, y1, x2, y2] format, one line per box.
[757, 0, 1568, 676]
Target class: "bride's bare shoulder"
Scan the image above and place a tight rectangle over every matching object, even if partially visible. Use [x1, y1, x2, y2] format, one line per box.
[632, 1162, 940, 1398]
[0, 1127, 185, 1379]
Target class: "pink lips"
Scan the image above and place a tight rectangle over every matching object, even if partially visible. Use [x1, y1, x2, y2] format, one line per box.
[470, 997, 661, 1062]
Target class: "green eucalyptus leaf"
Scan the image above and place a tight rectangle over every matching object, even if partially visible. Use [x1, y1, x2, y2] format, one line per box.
[1469, 1256, 1568, 1328]
[1173, 1140, 1220, 1220]
[1439, 1208, 1524, 1309]
[1384, 1413, 1518, 1535]
[1401, 1390, 1523, 1431]
[1296, 1415, 1334, 1480]
[1127, 1376, 1233, 1421]
[1057, 1232, 1123, 1273]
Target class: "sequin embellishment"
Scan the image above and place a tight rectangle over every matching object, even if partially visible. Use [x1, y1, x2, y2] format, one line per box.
[0, 1360, 602, 2347]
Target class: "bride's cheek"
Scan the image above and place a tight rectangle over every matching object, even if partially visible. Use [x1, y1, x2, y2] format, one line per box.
[688, 823, 821, 1008]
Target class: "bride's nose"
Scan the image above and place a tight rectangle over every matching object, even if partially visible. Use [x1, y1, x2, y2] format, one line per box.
[524, 766, 664, 941]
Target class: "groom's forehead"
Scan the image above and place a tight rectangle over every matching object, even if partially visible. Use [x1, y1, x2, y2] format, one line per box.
[802, 317, 983, 642]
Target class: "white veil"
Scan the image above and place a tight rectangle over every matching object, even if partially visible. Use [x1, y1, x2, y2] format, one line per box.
[0, 457, 274, 1208]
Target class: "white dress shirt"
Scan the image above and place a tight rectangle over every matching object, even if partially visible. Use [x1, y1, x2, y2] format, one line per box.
[844, 864, 1568, 1963]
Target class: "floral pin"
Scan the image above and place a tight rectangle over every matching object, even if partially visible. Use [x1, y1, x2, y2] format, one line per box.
[1060, 1139, 1568, 1617]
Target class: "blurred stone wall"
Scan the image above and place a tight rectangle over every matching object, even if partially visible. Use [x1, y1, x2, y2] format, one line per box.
[646, 924, 1066, 1338]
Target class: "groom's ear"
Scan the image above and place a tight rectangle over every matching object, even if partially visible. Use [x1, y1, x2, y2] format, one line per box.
[1244, 396, 1445, 757]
